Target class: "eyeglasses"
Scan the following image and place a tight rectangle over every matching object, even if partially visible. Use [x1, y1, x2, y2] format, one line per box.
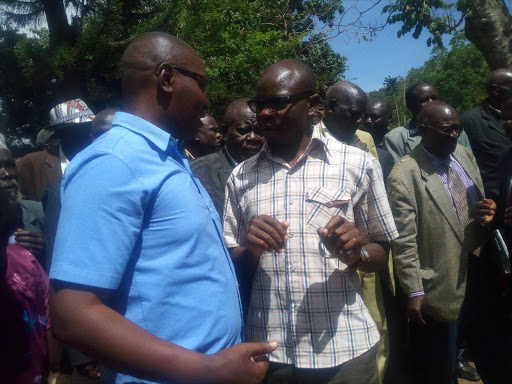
[155, 62, 209, 92]
[247, 91, 314, 114]
[423, 124, 463, 136]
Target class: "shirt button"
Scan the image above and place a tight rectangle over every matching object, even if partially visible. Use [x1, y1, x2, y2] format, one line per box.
[289, 233, 294, 238]
[291, 267, 296, 273]
[289, 200, 294, 205]
[294, 304, 298, 311]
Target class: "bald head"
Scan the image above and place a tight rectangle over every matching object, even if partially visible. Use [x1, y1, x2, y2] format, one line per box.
[323, 81, 367, 140]
[417, 101, 458, 127]
[224, 98, 252, 130]
[325, 81, 366, 105]
[485, 68, 512, 89]
[485, 68, 512, 107]
[257, 59, 316, 95]
[121, 32, 198, 96]
[418, 101, 461, 156]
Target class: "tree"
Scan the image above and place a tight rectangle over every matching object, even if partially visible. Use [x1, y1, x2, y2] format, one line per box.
[0, 0, 348, 150]
[383, 76, 401, 127]
[383, 0, 512, 69]
[369, 33, 489, 129]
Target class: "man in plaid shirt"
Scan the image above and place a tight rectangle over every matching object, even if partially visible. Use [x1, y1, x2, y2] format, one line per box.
[223, 59, 398, 383]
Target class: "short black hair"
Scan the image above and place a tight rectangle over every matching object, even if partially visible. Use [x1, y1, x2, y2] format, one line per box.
[405, 81, 430, 107]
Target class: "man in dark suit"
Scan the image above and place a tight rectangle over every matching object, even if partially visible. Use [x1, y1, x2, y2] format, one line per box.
[388, 101, 495, 384]
[461, 68, 512, 201]
[190, 98, 265, 217]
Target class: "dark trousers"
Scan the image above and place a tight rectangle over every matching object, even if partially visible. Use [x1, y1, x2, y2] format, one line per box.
[408, 319, 458, 384]
[263, 343, 379, 384]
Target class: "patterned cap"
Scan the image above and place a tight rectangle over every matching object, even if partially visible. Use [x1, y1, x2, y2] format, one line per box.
[48, 99, 95, 128]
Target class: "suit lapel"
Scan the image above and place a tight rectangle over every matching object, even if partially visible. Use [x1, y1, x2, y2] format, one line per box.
[414, 147, 464, 243]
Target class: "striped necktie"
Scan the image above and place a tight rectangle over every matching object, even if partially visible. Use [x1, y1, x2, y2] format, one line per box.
[448, 165, 472, 229]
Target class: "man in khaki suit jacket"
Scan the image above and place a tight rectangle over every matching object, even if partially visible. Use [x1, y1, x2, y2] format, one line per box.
[387, 101, 495, 384]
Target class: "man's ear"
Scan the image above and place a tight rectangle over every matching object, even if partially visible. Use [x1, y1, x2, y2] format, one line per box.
[307, 94, 321, 115]
[156, 62, 175, 94]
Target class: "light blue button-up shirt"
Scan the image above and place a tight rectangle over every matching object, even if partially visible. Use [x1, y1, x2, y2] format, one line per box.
[51, 112, 243, 384]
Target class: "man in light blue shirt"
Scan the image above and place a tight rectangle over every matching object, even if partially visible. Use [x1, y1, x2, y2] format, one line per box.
[50, 32, 276, 384]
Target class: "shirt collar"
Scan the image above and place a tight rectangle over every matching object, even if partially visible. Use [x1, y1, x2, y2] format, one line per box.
[223, 146, 239, 167]
[258, 133, 330, 167]
[316, 120, 358, 145]
[112, 112, 175, 153]
[422, 144, 451, 167]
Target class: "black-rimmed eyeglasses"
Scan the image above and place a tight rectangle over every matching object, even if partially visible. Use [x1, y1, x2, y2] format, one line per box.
[155, 62, 209, 92]
[423, 124, 463, 136]
[247, 91, 314, 114]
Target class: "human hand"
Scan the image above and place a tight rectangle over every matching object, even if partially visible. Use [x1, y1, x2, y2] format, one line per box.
[474, 198, 496, 227]
[317, 216, 364, 266]
[247, 215, 289, 258]
[211, 340, 277, 384]
[407, 295, 426, 326]
[505, 206, 512, 227]
[14, 229, 45, 257]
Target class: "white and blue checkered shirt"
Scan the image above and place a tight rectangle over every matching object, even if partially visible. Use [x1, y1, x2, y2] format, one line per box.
[223, 130, 398, 368]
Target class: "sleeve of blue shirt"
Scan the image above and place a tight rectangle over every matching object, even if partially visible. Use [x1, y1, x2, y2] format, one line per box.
[50, 153, 148, 290]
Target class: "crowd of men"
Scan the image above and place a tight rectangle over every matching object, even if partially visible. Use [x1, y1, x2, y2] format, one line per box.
[1, 31, 511, 384]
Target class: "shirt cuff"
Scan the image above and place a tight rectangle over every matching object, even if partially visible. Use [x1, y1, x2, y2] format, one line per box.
[408, 291, 425, 298]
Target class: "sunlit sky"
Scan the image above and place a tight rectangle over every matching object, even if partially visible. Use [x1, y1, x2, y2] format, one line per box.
[330, 0, 512, 92]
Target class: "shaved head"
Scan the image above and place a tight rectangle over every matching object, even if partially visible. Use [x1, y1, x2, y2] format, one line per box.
[325, 81, 366, 106]
[417, 100, 458, 127]
[485, 68, 512, 90]
[121, 32, 199, 97]
[485, 68, 512, 107]
[224, 98, 252, 131]
[119, 32, 208, 140]
[323, 80, 367, 140]
[367, 100, 391, 117]
[418, 101, 461, 156]
[257, 59, 316, 95]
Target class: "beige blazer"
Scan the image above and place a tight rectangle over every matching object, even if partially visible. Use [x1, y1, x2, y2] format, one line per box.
[387, 144, 485, 322]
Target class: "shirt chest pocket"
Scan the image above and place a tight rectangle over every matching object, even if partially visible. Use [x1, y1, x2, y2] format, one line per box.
[306, 187, 352, 232]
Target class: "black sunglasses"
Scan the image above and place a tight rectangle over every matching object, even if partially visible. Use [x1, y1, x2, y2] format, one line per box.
[423, 124, 463, 136]
[155, 62, 209, 92]
[247, 90, 314, 114]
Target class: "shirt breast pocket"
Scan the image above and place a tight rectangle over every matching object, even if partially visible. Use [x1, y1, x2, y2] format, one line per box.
[306, 187, 352, 232]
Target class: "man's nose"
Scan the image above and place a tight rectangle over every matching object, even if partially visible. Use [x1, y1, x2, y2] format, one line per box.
[0, 167, 12, 179]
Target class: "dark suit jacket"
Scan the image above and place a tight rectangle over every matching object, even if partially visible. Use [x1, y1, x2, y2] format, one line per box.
[376, 146, 393, 183]
[461, 102, 512, 201]
[17, 150, 62, 201]
[190, 147, 235, 218]
[41, 180, 61, 272]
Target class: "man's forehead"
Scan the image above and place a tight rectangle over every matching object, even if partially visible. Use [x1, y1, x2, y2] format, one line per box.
[257, 67, 308, 96]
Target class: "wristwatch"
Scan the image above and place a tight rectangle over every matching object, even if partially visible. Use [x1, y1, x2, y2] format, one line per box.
[360, 246, 370, 263]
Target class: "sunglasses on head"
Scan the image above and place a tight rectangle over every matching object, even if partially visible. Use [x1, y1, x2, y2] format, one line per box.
[247, 90, 314, 114]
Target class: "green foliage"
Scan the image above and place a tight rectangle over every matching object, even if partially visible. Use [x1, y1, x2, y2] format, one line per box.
[383, 0, 471, 48]
[0, 0, 347, 148]
[368, 33, 489, 129]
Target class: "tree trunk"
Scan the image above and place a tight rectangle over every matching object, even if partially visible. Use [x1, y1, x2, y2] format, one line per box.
[465, 0, 512, 69]
[42, 0, 72, 48]
[393, 95, 401, 127]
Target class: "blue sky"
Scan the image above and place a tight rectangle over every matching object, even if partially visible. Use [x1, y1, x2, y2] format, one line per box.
[329, 0, 512, 92]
